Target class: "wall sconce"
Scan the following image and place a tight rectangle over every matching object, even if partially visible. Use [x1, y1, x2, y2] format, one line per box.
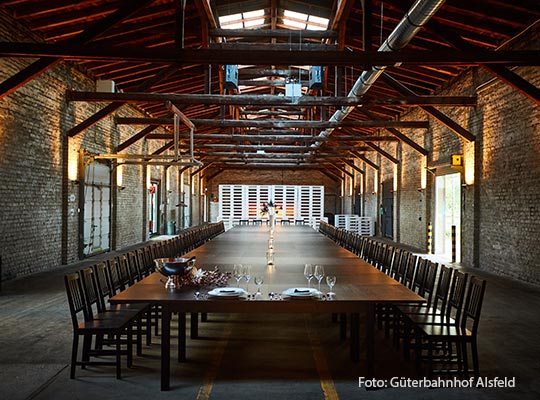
[146, 165, 152, 190]
[464, 142, 475, 186]
[373, 172, 378, 194]
[393, 163, 398, 192]
[116, 164, 124, 190]
[68, 154, 79, 184]
[420, 156, 427, 190]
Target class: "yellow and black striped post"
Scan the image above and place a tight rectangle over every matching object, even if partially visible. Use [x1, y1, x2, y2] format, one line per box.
[427, 222, 433, 254]
[451, 225, 457, 263]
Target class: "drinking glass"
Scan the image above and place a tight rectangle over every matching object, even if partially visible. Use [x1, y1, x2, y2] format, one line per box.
[233, 263, 244, 287]
[266, 250, 274, 266]
[304, 264, 314, 287]
[314, 265, 325, 292]
[254, 276, 264, 296]
[326, 275, 336, 297]
[243, 264, 252, 291]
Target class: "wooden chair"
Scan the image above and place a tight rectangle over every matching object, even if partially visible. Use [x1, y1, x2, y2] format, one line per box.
[415, 276, 487, 377]
[64, 272, 133, 379]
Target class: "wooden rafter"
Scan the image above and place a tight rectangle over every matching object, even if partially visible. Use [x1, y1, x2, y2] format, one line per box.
[381, 73, 476, 142]
[0, 0, 156, 99]
[66, 90, 477, 107]
[1, 43, 539, 66]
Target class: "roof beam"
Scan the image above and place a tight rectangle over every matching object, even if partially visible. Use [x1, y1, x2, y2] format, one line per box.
[350, 151, 380, 170]
[342, 159, 365, 175]
[428, 19, 540, 106]
[358, 109, 428, 155]
[381, 73, 476, 142]
[117, 125, 159, 152]
[209, 29, 337, 39]
[145, 133, 399, 142]
[66, 91, 477, 106]
[365, 143, 399, 164]
[67, 64, 179, 137]
[114, 117, 429, 129]
[0, 0, 156, 99]
[2, 43, 539, 66]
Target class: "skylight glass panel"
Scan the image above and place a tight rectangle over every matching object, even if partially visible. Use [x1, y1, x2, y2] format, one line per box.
[244, 9, 265, 18]
[283, 19, 307, 29]
[283, 10, 308, 21]
[244, 18, 265, 27]
[308, 15, 328, 26]
[282, 9, 328, 30]
[220, 13, 242, 24]
[219, 9, 265, 29]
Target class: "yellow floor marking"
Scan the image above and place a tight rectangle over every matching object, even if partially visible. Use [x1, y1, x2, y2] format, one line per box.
[196, 318, 233, 400]
[305, 315, 340, 400]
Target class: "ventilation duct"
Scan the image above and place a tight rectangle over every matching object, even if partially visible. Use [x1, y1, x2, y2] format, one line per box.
[314, 0, 446, 147]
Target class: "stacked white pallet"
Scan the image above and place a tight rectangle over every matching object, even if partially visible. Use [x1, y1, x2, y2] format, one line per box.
[334, 215, 374, 236]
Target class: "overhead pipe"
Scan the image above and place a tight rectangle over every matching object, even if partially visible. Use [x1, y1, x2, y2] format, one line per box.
[314, 0, 446, 148]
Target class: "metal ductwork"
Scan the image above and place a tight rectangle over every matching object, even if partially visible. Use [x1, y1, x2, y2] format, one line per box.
[314, 0, 446, 147]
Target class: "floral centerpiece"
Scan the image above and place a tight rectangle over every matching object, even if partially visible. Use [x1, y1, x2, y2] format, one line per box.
[172, 266, 230, 287]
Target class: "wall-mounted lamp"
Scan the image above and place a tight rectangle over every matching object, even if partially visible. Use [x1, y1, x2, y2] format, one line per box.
[116, 164, 124, 189]
[68, 148, 79, 184]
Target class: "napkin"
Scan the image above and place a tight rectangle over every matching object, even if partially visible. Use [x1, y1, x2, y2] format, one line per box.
[294, 289, 310, 293]
[220, 289, 237, 293]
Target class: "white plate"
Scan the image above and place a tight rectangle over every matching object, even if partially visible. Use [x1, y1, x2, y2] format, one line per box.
[282, 287, 320, 297]
[208, 287, 247, 298]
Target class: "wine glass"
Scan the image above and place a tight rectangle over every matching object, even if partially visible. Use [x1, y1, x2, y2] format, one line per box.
[314, 265, 325, 292]
[304, 264, 314, 287]
[233, 263, 244, 287]
[326, 275, 336, 298]
[254, 276, 264, 298]
[243, 264, 252, 292]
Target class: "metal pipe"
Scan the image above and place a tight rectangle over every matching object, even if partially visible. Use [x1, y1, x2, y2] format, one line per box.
[315, 0, 446, 146]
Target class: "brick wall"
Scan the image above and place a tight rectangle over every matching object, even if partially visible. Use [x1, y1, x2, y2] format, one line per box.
[0, 10, 178, 280]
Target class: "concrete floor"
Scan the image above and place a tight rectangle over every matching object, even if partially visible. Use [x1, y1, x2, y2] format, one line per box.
[1, 245, 540, 400]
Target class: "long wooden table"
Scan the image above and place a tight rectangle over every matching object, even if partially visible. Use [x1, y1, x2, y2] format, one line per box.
[111, 225, 424, 390]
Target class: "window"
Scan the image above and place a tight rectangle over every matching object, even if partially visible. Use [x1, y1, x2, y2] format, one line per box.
[282, 9, 329, 31]
[219, 9, 265, 29]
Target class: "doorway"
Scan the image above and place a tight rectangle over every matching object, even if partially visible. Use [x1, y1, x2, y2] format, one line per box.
[83, 162, 111, 256]
[381, 179, 394, 238]
[148, 182, 159, 236]
[434, 173, 461, 262]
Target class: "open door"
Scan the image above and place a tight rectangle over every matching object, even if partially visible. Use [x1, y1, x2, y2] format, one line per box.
[435, 173, 461, 262]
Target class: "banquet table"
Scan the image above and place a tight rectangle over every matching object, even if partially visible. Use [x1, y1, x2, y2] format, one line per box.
[111, 225, 424, 390]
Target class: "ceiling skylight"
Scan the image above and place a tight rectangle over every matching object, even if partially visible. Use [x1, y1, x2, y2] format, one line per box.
[219, 9, 265, 29]
[282, 10, 329, 31]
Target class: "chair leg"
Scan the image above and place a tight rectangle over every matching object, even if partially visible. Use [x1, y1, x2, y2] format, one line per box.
[127, 325, 133, 368]
[145, 311, 152, 345]
[427, 338, 434, 379]
[462, 340, 470, 378]
[70, 333, 79, 379]
[340, 313, 347, 340]
[82, 334, 92, 368]
[136, 317, 142, 356]
[116, 333, 122, 379]
[471, 338, 480, 378]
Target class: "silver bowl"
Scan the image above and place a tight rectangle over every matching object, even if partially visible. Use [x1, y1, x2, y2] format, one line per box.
[154, 256, 196, 277]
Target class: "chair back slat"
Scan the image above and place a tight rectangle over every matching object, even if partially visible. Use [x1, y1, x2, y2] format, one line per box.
[64, 272, 88, 326]
[94, 262, 114, 301]
[80, 267, 102, 315]
[462, 276, 487, 334]
[403, 254, 418, 288]
[421, 261, 439, 306]
[393, 250, 409, 282]
[432, 265, 453, 311]
[411, 258, 427, 293]
[442, 270, 468, 321]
